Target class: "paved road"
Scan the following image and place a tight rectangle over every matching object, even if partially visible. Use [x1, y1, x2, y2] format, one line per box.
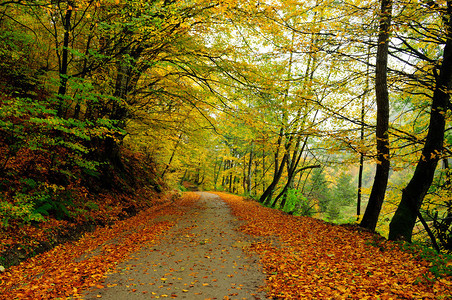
[82, 192, 268, 300]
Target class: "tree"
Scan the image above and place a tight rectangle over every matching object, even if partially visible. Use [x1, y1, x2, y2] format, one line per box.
[389, 1, 452, 242]
[360, 0, 392, 231]
[306, 167, 330, 212]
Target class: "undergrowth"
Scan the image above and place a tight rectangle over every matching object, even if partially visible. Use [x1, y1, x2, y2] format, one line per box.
[398, 241, 452, 279]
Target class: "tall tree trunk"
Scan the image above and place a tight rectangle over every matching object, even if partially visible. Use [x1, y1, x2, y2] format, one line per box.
[254, 160, 259, 196]
[357, 152, 365, 220]
[259, 31, 296, 204]
[246, 145, 253, 195]
[360, 0, 392, 231]
[229, 166, 233, 192]
[57, 3, 73, 117]
[222, 160, 229, 188]
[417, 211, 441, 252]
[262, 148, 266, 194]
[358, 39, 372, 220]
[105, 45, 144, 168]
[180, 169, 188, 186]
[389, 3, 452, 241]
[242, 154, 247, 194]
[213, 159, 222, 189]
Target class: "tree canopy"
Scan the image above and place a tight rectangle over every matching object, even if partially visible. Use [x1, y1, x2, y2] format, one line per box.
[1, 0, 451, 254]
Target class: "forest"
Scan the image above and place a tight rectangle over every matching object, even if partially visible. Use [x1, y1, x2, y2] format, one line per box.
[0, 0, 451, 269]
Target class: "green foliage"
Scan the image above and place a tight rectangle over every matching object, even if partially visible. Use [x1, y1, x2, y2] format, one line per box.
[84, 201, 99, 211]
[0, 182, 74, 229]
[178, 184, 188, 192]
[0, 20, 38, 96]
[306, 168, 330, 212]
[326, 203, 342, 220]
[325, 171, 356, 221]
[0, 94, 125, 180]
[424, 207, 452, 254]
[0, 199, 45, 228]
[282, 188, 315, 217]
[398, 241, 452, 279]
[332, 172, 356, 206]
[30, 185, 72, 220]
[0, 97, 47, 151]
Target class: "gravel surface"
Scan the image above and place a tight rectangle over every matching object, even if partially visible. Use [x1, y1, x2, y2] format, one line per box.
[82, 192, 268, 300]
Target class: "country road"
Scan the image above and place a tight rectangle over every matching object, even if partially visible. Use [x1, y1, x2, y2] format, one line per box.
[82, 192, 268, 299]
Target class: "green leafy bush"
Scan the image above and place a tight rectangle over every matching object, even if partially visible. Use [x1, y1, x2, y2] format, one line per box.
[0, 94, 126, 181]
[283, 188, 316, 217]
[0, 180, 77, 229]
[0, 199, 45, 228]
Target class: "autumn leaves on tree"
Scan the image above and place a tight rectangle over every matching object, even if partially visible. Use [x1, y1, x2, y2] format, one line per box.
[0, 0, 452, 257]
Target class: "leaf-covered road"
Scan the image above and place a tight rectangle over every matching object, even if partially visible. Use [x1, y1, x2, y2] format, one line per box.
[1, 192, 451, 299]
[82, 192, 267, 299]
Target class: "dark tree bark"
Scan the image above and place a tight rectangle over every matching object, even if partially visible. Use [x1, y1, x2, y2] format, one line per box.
[358, 40, 371, 221]
[279, 164, 321, 209]
[179, 169, 188, 186]
[213, 158, 222, 189]
[260, 152, 288, 206]
[389, 2, 452, 241]
[221, 160, 229, 188]
[245, 145, 253, 195]
[357, 153, 365, 220]
[259, 128, 286, 204]
[57, 2, 73, 117]
[360, 0, 392, 231]
[417, 211, 441, 253]
[262, 148, 265, 194]
[272, 136, 307, 208]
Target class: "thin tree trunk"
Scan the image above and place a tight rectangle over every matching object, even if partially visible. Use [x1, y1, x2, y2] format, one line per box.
[260, 31, 297, 204]
[254, 160, 258, 196]
[229, 167, 233, 192]
[262, 148, 265, 194]
[161, 132, 183, 178]
[213, 159, 222, 189]
[273, 136, 307, 207]
[259, 129, 285, 204]
[357, 154, 365, 220]
[417, 211, 441, 253]
[358, 39, 372, 220]
[242, 154, 247, 194]
[279, 165, 321, 209]
[57, 3, 73, 117]
[260, 153, 289, 205]
[249, 146, 254, 194]
[180, 169, 188, 186]
[221, 160, 227, 188]
[360, 0, 392, 231]
[389, 3, 452, 241]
